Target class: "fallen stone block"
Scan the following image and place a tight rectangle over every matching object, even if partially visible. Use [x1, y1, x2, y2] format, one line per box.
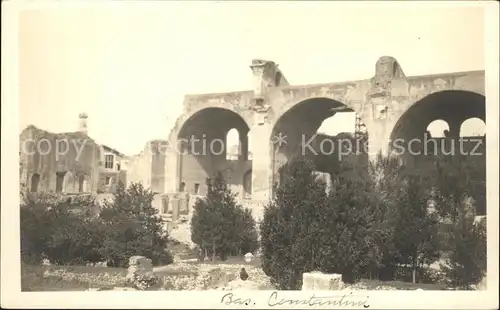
[227, 279, 260, 290]
[126, 256, 158, 290]
[302, 272, 344, 290]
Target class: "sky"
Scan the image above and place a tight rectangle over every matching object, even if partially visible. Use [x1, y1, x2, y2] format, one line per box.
[18, 2, 485, 155]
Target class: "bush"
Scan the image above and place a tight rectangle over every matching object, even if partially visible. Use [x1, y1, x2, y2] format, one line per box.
[20, 194, 105, 265]
[190, 172, 259, 261]
[391, 175, 441, 283]
[432, 154, 487, 288]
[100, 182, 173, 267]
[20, 182, 173, 267]
[234, 208, 259, 255]
[21, 202, 53, 264]
[441, 220, 486, 289]
[316, 176, 382, 284]
[260, 158, 381, 289]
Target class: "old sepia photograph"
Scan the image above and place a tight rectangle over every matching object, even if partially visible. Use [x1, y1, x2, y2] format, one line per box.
[2, 0, 499, 309]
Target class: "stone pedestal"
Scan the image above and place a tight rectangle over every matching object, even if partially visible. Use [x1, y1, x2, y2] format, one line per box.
[126, 256, 157, 290]
[302, 272, 344, 290]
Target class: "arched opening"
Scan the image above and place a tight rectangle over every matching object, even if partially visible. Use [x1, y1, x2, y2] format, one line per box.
[390, 90, 485, 146]
[271, 97, 368, 196]
[177, 107, 250, 196]
[426, 119, 450, 138]
[460, 117, 486, 137]
[55, 171, 66, 193]
[389, 90, 486, 215]
[226, 128, 240, 161]
[30, 173, 40, 192]
[179, 182, 186, 192]
[243, 169, 252, 199]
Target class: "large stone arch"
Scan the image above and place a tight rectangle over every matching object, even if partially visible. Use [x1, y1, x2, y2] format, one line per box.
[267, 82, 367, 127]
[167, 106, 252, 196]
[390, 90, 485, 144]
[167, 94, 254, 145]
[388, 89, 486, 214]
[269, 97, 365, 194]
[358, 70, 485, 157]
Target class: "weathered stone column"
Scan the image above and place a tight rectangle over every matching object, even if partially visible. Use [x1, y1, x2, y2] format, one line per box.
[447, 118, 463, 138]
[163, 141, 179, 193]
[364, 56, 409, 161]
[240, 128, 249, 161]
[250, 112, 272, 221]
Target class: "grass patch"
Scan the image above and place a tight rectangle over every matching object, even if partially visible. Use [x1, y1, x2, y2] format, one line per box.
[356, 279, 446, 290]
[185, 256, 262, 267]
[21, 264, 127, 292]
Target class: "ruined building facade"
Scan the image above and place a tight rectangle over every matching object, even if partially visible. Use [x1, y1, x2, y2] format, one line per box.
[19, 114, 127, 196]
[19, 57, 486, 223]
[165, 57, 486, 221]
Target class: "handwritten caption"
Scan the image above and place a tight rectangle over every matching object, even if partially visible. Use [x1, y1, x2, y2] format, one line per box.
[221, 291, 370, 308]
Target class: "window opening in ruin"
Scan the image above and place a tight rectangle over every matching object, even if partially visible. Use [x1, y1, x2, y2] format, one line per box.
[105, 176, 111, 185]
[427, 119, 450, 138]
[78, 175, 85, 192]
[179, 182, 186, 192]
[194, 183, 200, 194]
[226, 128, 240, 161]
[117, 163, 121, 171]
[30, 173, 40, 192]
[460, 117, 486, 137]
[105, 154, 114, 169]
[56, 172, 66, 193]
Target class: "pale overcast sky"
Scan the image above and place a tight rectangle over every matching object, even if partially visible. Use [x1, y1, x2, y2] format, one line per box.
[19, 2, 485, 155]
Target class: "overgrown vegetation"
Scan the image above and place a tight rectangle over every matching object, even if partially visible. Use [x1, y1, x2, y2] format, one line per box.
[260, 153, 486, 290]
[190, 172, 259, 261]
[20, 182, 172, 268]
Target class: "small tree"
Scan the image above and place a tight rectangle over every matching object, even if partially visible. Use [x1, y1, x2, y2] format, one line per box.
[315, 175, 382, 283]
[367, 153, 404, 279]
[260, 158, 329, 289]
[432, 154, 487, 288]
[234, 208, 259, 255]
[100, 182, 172, 267]
[190, 172, 258, 261]
[392, 175, 440, 283]
[441, 220, 486, 289]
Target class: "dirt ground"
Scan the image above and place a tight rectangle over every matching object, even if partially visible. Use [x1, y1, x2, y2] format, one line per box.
[22, 258, 446, 292]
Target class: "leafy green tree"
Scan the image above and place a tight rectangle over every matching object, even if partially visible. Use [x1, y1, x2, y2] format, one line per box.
[260, 158, 326, 289]
[100, 182, 172, 267]
[392, 175, 440, 283]
[190, 172, 258, 261]
[441, 219, 486, 289]
[20, 194, 104, 265]
[366, 153, 404, 278]
[234, 208, 259, 255]
[316, 175, 382, 283]
[432, 154, 485, 219]
[431, 154, 487, 288]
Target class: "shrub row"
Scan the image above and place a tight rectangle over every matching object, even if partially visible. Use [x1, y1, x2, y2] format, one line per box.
[260, 154, 486, 290]
[20, 183, 173, 267]
[190, 172, 259, 261]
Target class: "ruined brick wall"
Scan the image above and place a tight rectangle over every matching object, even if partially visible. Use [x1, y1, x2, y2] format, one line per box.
[20, 125, 100, 193]
[178, 154, 212, 195]
[149, 140, 167, 193]
[126, 145, 153, 189]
